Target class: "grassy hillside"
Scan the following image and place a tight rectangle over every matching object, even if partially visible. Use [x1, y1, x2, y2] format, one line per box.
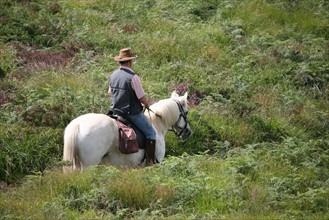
[0, 0, 328, 219]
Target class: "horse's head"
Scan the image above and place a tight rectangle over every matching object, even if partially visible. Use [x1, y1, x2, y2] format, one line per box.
[170, 91, 192, 139]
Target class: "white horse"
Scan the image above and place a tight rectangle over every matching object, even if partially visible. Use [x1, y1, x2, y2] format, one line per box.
[63, 91, 191, 172]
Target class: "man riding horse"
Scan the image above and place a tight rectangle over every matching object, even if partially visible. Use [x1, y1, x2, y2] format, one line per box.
[108, 48, 157, 166]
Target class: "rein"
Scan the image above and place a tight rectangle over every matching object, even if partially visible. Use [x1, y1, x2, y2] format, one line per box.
[144, 107, 162, 119]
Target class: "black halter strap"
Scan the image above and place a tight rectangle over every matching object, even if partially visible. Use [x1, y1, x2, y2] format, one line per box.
[171, 100, 189, 137]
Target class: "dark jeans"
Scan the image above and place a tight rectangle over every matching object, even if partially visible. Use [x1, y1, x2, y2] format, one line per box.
[127, 112, 156, 140]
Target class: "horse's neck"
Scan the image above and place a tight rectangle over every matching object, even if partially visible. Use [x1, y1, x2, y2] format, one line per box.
[148, 99, 178, 135]
[151, 117, 170, 136]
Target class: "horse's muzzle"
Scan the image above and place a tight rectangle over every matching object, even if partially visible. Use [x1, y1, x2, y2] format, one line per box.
[181, 128, 191, 139]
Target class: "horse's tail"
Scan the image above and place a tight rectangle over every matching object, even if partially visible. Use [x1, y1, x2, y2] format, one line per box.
[63, 122, 82, 173]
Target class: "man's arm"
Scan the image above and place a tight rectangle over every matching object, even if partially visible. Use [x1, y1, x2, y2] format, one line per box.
[108, 86, 112, 96]
[131, 75, 149, 108]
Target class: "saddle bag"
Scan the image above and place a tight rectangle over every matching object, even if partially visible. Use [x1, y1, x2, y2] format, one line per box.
[115, 120, 139, 154]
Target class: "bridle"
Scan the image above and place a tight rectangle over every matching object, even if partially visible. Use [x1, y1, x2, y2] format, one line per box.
[171, 100, 191, 138]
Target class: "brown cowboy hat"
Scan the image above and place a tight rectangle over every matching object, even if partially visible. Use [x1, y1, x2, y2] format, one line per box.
[114, 48, 138, 61]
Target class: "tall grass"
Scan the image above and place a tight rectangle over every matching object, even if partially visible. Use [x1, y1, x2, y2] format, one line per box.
[1, 143, 328, 219]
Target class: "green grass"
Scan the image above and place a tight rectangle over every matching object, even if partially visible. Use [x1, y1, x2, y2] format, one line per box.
[0, 0, 328, 218]
[1, 145, 328, 219]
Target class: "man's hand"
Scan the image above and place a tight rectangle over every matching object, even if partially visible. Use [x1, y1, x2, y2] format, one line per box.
[139, 96, 149, 109]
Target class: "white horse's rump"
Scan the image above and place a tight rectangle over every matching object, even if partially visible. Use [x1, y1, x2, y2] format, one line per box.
[63, 91, 191, 172]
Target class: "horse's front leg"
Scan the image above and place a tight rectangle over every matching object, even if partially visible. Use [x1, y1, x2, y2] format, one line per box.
[155, 136, 166, 163]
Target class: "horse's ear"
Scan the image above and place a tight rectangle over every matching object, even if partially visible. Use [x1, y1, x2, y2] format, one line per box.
[171, 90, 179, 98]
[183, 92, 188, 100]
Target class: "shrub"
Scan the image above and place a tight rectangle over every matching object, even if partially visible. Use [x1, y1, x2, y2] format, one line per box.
[0, 0, 67, 47]
[0, 124, 63, 183]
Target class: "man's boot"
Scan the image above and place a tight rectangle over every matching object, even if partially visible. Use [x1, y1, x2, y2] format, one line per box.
[145, 139, 156, 166]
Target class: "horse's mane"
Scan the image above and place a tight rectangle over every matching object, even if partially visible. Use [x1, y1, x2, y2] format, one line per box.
[146, 98, 181, 129]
